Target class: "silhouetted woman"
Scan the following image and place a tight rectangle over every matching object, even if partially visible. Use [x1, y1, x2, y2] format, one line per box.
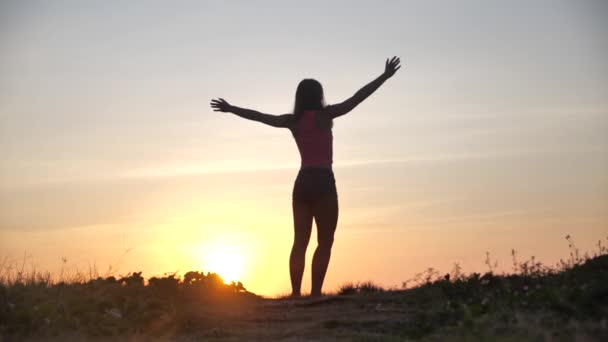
[211, 56, 401, 297]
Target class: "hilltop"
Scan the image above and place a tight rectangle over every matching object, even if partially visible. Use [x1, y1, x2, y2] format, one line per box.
[1, 253, 607, 341]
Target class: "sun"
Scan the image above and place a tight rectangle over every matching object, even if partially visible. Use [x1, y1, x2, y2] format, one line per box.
[203, 244, 244, 283]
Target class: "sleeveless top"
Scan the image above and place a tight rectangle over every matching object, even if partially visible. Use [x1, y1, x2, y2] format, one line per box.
[292, 110, 333, 168]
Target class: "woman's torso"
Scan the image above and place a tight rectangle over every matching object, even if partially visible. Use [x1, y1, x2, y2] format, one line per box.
[291, 110, 333, 169]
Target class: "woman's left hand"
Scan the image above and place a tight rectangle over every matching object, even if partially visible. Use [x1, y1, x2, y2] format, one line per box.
[210, 98, 232, 112]
[383, 56, 401, 78]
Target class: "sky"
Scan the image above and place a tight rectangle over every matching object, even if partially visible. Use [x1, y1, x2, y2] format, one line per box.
[1, 0, 607, 296]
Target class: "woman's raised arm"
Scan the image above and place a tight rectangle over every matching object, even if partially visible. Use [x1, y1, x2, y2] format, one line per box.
[324, 56, 401, 119]
[210, 98, 292, 128]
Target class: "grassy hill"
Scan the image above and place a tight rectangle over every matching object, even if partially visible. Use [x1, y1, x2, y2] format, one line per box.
[1, 241, 607, 341]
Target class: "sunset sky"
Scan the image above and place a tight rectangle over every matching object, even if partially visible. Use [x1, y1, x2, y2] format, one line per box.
[1, 1, 607, 296]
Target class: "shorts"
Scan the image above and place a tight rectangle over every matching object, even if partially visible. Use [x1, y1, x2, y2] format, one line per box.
[292, 168, 338, 204]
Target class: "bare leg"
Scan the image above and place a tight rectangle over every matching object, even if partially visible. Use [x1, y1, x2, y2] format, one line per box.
[290, 199, 313, 297]
[311, 195, 339, 297]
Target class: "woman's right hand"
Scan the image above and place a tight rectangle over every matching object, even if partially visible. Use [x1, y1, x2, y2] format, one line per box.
[210, 98, 233, 112]
[384, 56, 401, 78]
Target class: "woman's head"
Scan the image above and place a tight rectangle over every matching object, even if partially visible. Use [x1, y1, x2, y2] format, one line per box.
[293, 79, 325, 116]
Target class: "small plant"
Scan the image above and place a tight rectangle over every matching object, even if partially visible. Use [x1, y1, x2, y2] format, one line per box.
[450, 262, 464, 281]
[358, 281, 383, 293]
[337, 281, 384, 295]
[484, 251, 498, 273]
[337, 282, 357, 295]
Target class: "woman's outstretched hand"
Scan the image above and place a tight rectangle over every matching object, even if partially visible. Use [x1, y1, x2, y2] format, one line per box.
[384, 56, 401, 78]
[210, 98, 233, 112]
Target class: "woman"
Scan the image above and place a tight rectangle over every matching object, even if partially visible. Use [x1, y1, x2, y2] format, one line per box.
[210, 56, 401, 297]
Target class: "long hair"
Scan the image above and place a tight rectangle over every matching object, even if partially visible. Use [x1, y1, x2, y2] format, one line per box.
[292, 79, 332, 129]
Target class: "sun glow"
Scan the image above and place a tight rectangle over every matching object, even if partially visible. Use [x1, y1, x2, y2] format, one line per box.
[202, 244, 244, 283]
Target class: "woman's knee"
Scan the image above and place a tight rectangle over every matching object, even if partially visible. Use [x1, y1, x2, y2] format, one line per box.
[291, 239, 309, 254]
[318, 236, 334, 251]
